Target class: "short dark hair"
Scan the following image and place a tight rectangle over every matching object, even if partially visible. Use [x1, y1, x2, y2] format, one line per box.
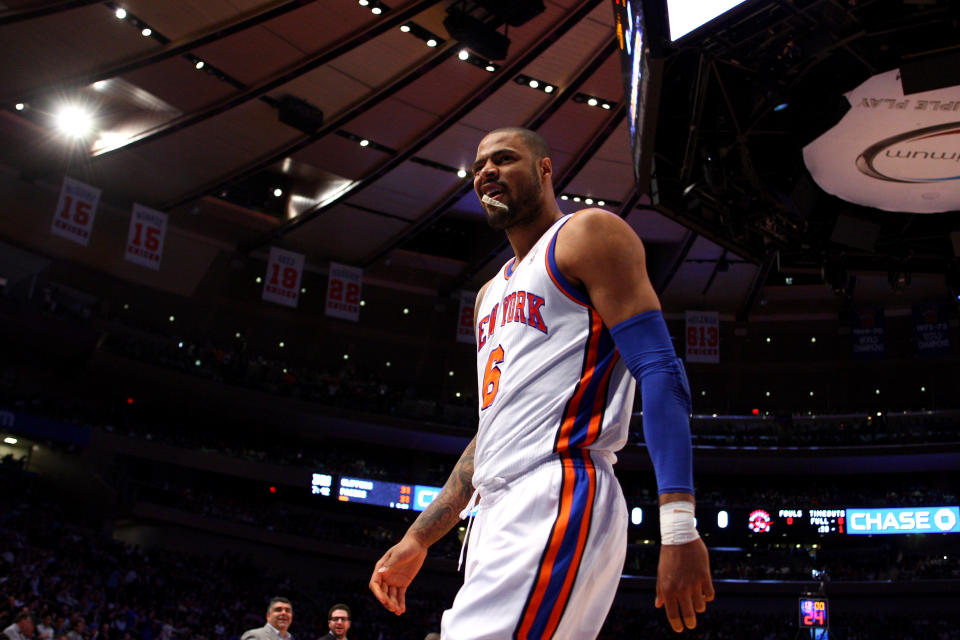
[15, 613, 33, 624]
[267, 597, 292, 613]
[487, 127, 551, 160]
[327, 604, 350, 620]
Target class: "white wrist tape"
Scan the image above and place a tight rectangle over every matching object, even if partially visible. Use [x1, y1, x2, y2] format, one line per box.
[660, 501, 700, 546]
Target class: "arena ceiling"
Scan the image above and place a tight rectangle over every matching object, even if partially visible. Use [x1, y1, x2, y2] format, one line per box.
[1, 0, 958, 319]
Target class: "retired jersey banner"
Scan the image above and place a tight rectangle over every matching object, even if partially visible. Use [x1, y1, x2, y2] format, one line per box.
[851, 307, 886, 359]
[913, 302, 951, 357]
[325, 261, 361, 321]
[262, 247, 304, 308]
[124, 204, 167, 271]
[685, 311, 719, 363]
[456, 290, 476, 344]
[51, 176, 100, 246]
[803, 69, 960, 214]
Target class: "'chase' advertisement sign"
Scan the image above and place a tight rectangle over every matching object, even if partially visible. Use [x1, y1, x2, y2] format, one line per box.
[847, 507, 960, 535]
[803, 69, 960, 213]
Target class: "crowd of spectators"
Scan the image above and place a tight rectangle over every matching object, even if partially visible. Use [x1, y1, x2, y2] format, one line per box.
[4, 280, 960, 445]
[3, 462, 959, 640]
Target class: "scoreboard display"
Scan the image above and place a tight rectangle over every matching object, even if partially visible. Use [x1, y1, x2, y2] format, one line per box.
[311, 472, 959, 540]
[311, 473, 441, 512]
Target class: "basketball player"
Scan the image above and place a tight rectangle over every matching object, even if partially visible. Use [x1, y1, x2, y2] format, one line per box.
[369, 127, 713, 637]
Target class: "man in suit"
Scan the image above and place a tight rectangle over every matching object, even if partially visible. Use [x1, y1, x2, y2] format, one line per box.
[241, 598, 293, 640]
[317, 605, 349, 640]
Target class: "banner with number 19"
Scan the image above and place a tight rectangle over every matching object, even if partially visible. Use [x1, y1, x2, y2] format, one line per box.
[262, 247, 304, 308]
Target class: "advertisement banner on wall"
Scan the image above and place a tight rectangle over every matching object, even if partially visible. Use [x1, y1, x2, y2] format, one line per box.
[685, 311, 719, 363]
[803, 68, 960, 214]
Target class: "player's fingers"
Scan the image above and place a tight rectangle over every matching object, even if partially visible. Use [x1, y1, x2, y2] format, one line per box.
[387, 585, 404, 615]
[397, 585, 407, 615]
[678, 594, 698, 630]
[703, 578, 716, 602]
[369, 575, 392, 612]
[654, 582, 664, 609]
[692, 588, 707, 614]
[663, 597, 683, 633]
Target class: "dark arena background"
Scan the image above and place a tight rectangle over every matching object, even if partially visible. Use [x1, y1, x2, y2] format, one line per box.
[2, 1, 960, 639]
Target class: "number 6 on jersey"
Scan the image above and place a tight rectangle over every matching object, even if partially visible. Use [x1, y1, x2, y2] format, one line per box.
[481, 345, 505, 410]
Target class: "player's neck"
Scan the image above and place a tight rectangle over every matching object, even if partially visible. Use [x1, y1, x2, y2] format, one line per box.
[504, 208, 563, 262]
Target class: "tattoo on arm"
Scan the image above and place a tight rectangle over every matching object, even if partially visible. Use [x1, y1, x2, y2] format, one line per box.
[408, 437, 476, 547]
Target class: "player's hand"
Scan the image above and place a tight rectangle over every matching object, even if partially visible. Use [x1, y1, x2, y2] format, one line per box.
[369, 534, 428, 615]
[655, 537, 714, 633]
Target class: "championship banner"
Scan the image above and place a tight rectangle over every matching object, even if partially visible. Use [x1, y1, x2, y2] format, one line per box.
[456, 290, 476, 344]
[850, 307, 886, 359]
[685, 311, 719, 363]
[124, 204, 167, 271]
[325, 261, 361, 321]
[51, 176, 100, 246]
[913, 302, 952, 357]
[803, 68, 960, 214]
[262, 247, 304, 308]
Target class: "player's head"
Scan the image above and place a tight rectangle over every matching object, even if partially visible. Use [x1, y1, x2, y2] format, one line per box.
[265, 597, 293, 633]
[473, 127, 555, 229]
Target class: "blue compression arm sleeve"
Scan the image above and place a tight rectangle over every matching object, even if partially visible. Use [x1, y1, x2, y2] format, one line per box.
[609, 310, 694, 495]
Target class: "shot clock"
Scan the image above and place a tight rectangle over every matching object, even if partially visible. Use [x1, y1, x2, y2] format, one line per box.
[798, 596, 829, 629]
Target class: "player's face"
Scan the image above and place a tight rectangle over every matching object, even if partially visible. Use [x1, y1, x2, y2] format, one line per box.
[266, 602, 292, 633]
[473, 132, 544, 229]
[327, 610, 350, 639]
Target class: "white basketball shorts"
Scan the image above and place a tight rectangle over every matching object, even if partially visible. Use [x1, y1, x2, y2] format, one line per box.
[441, 449, 627, 640]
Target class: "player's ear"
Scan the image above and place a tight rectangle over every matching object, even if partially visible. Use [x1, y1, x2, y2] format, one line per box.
[539, 156, 553, 180]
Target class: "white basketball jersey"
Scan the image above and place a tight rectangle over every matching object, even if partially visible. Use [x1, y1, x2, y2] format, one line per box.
[472, 214, 636, 488]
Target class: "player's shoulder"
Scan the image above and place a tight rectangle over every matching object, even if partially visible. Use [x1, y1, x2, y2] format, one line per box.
[565, 207, 633, 233]
[560, 207, 643, 251]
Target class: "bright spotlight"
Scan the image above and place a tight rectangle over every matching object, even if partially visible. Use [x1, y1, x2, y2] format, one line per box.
[195, 60, 205, 70]
[141, 28, 152, 37]
[458, 49, 469, 61]
[400, 24, 411, 32]
[55, 105, 94, 138]
[371, 6, 382, 14]
[457, 169, 467, 178]
[587, 97, 598, 106]
[115, 7, 127, 19]
[426, 38, 437, 47]
[544, 85, 554, 93]
[528, 79, 539, 89]
[273, 188, 283, 197]
[15, 103, 25, 111]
